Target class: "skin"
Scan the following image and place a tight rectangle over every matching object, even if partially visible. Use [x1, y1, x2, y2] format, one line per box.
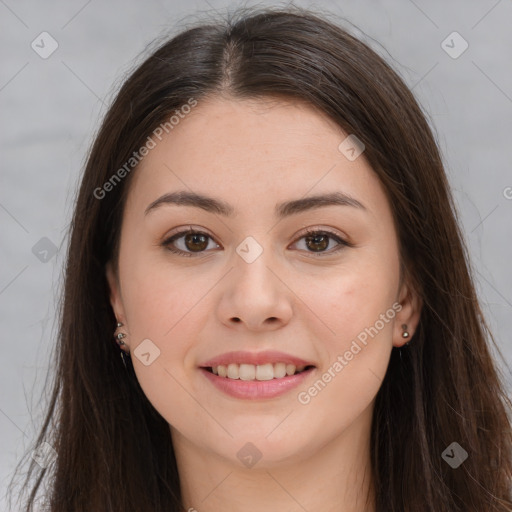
[106, 96, 421, 512]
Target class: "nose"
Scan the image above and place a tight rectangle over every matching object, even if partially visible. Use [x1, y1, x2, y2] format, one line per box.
[215, 248, 293, 331]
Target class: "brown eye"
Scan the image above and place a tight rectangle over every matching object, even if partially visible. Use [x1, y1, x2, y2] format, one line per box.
[162, 228, 219, 257]
[292, 229, 351, 256]
[183, 233, 209, 252]
[304, 233, 329, 252]
[162, 227, 350, 258]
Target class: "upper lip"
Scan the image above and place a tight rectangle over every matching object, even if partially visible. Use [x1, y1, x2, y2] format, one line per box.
[199, 350, 315, 368]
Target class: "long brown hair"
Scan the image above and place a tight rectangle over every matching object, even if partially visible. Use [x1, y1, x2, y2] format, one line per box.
[7, 5, 512, 511]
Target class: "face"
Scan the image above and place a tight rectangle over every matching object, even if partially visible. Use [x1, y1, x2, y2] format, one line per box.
[107, 96, 420, 468]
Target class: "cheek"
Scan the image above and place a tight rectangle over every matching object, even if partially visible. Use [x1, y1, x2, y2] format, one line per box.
[118, 255, 208, 428]
[306, 252, 398, 403]
[317, 253, 399, 343]
[318, 282, 396, 389]
[120, 243, 203, 337]
[295, 277, 396, 435]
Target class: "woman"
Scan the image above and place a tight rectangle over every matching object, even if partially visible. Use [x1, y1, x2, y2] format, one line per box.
[7, 5, 512, 511]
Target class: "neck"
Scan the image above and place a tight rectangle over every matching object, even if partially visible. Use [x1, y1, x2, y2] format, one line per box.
[171, 405, 376, 512]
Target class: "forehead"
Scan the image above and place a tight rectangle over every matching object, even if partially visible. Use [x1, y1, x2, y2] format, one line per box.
[125, 96, 386, 220]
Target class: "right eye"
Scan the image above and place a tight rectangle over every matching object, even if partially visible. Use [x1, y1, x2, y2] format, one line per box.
[162, 228, 221, 257]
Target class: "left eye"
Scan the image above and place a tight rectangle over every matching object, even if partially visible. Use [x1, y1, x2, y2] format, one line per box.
[292, 229, 350, 256]
[162, 228, 350, 257]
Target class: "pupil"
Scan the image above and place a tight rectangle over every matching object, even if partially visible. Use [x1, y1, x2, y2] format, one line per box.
[186, 233, 207, 252]
[307, 234, 328, 251]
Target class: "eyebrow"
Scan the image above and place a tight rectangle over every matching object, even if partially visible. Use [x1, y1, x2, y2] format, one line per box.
[144, 190, 367, 218]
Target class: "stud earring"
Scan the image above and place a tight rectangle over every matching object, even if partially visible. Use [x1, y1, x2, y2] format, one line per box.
[114, 321, 131, 369]
[399, 324, 412, 363]
[115, 322, 127, 346]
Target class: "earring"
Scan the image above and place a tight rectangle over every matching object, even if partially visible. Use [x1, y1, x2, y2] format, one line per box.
[114, 321, 130, 369]
[399, 324, 412, 363]
[115, 322, 127, 346]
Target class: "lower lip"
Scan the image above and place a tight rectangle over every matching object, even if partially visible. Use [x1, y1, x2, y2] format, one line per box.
[200, 367, 315, 399]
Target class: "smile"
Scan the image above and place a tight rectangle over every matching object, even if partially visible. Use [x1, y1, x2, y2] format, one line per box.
[200, 365, 316, 399]
[206, 362, 313, 380]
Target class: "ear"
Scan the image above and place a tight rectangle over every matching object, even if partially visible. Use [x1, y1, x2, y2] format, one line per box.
[393, 275, 422, 348]
[106, 261, 126, 324]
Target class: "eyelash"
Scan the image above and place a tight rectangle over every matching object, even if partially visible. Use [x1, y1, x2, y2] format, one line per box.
[161, 227, 352, 258]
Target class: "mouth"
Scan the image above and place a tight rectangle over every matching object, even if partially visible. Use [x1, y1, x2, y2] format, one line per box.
[202, 363, 316, 381]
[198, 351, 317, 399]
[199, 363, 316, 399]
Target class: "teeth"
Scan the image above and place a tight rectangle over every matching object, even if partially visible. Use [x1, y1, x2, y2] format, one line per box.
[255, 363, 273, 381]
[210, 362, 310, 380]
[239, 363, 255, 381]
[227, 363, 239, 379]
[273, 362, 287, 378]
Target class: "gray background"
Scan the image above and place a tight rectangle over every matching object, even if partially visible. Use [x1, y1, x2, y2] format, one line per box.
[1, 0, 511, 507]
